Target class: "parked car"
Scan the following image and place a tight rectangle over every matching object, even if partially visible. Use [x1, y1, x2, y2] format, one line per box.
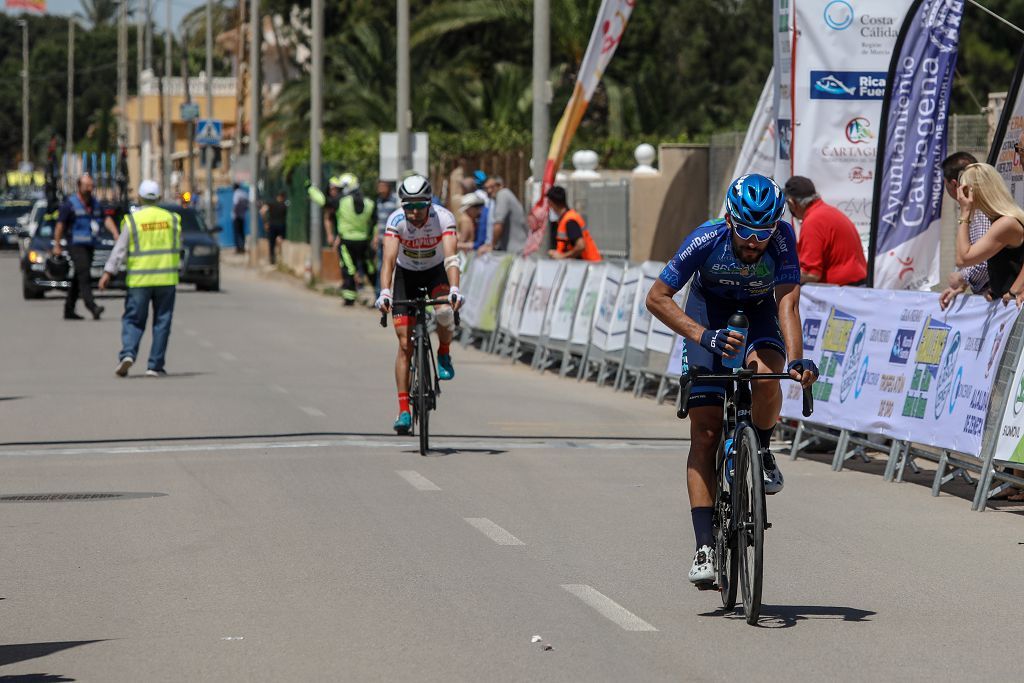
[1, 200, 34, 248]
[19, 209, 126, 300]
[159, 204, 221, 291]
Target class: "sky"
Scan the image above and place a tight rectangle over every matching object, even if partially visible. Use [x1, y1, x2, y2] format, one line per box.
[4, 0, 206, 32]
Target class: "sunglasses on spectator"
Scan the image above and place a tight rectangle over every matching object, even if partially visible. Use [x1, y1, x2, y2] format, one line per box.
[731, 221, 778, 243]
[403, 201, 430, 211]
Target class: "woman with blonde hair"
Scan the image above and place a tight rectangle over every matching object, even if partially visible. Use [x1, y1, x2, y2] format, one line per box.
[955, 162, 1024, 307]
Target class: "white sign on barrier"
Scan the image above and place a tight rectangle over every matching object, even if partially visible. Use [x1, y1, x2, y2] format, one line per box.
[992, 347, 1024, 464]
[497, 258, 527, 333]
[572, 263, 608, 346]
[647, 284, 688, 355]
[519, 259, 564, 337]
[540, 262, 568, 338]
[667, 334, 686, 377]
[604, 265, 641, 353]
[549, 261, 589, 342]
[780, 286, 1020, 456]
[506, 259, 537, 338]
[629, 262, 661, 351]
[591, 264, 625, 351]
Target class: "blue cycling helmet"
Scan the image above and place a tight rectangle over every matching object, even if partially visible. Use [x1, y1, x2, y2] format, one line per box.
[725, 173, 786, 228]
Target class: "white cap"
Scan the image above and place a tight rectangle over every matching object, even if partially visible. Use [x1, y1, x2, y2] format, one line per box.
[138, 179, 160, 200]
[459, 192, 484, 210]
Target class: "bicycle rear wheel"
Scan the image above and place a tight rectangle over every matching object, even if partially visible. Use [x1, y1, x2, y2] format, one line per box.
[715, 441, 738, 610]
[733, 425, 764, 625]
[416, 333, 431, 455]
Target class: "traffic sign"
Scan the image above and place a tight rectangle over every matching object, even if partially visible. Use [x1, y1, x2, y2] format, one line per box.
[180, 103, 200, 121]
[196, 119, 223, 146]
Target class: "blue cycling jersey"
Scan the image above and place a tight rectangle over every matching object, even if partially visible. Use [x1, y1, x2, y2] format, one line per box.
[658, 218, 800, 300]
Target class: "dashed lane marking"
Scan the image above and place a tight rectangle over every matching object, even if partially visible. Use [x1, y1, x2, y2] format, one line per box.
[561, 584, 658, 632]
[396, 470, 441, 491]
[300, 406, 325, 417]
[464, 518, 525, 546]
[219, 351, 238, 362]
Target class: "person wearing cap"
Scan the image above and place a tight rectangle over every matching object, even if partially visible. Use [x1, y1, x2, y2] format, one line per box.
[231, 183, 249, 254]
[784, 176, 867, 286]
[458, 192, 484, 252]
[472, 170, 491, 250]
[326, 173, 376, 306]
[52, 173, 120, 320]
[545, 186, 602, 261]
[100, 180, 182, 378]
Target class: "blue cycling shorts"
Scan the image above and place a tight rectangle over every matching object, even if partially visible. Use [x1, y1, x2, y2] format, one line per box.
[682, 288, 786, 409]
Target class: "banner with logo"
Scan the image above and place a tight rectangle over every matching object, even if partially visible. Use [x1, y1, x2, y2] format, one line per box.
[6, 0, 46, 12]
[773, 2, 794, 184]
[629, 262, 661, 351]
[519, 259, 564, 337]
[780, 286, 1020, 457]
[991, 345, 1024, 464]
[988, 47, 1024, 204]
[524, 0, 635, 254]
[571, 263, 607, 346]
[791, 0, 912, 246]
[497, 257, 528, 334]
[549, 261, 589, 341]
[870, 0, 963, 290]
[731, 69, 777, 206]
[590, 264, 625, 352]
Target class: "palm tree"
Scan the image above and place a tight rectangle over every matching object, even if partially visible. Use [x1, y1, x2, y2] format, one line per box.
[78, 0, 136, 28]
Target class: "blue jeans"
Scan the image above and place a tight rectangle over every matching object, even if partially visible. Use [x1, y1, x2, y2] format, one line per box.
[120, 286, 176, 371]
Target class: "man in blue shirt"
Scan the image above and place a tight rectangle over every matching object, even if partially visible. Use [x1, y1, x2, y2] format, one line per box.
[646, 173, 818, 588]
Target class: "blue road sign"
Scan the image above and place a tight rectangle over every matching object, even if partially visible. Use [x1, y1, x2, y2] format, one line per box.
[196, 119, 223, 146]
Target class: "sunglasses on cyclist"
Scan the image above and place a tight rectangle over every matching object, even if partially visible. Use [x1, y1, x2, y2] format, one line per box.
[403, 201, 430, 211]
[731, 221, 777, 243]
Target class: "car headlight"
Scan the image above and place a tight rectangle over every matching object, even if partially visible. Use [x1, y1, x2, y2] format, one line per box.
[191, 245, 216, 257]
[28, 250, 45, 264]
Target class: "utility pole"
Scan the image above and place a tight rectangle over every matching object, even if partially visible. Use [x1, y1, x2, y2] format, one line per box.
[396, 0, 410, 174]
[145, 0, 153, 71]
[205, 0, 215, 229]
[310, 0, 323, 277]
[137, 13, 146, 183]
[163, 0, 172, 200]
[67, 19, 75, 187]
[19, 20, 29, 169]
[118, 0, 129, 146]
[248, 0, 260, 266]
[532, 0, 549, 187]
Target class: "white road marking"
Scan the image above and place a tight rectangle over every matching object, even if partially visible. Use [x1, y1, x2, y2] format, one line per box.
[300, 406, 325, 417]
[219, 351, 238, 362]
[0, 437, 681, 459]
[198, 340, 213, 349]
[269, 384, 289, 394]
[396, 470, 441, 491]
[464, 518, 525, 546]
[561, 584, 658, 632]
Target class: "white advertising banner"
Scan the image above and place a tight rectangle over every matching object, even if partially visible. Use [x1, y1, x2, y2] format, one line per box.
[990, 52, 1024, 205]
[604, 265, 641, 353]
[992, 347, 1024, 464]
[647, 284, 688, 355]
[780, 285, 1020, 456]
[571, 263, 607, 346]
[732, 68, 777, 209]
[550, 261, 589, 342]
[629, 262, 661, 351]
[460, 254, 500, 329]
[518, 259, 564, 337]
[792, 0, 913, 248]
[506, 259, 537, 338]
[773, 0, 794, 183]
[590, 264, 625, 352]
[666, 334, 686, 378]
[498, 258, 527, 333]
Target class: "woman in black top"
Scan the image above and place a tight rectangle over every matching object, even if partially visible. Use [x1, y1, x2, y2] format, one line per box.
[955, 163, 1024, 308]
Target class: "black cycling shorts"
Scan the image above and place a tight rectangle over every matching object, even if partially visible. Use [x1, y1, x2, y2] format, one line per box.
[392, 264, 450, 323]
[682, 288, 786, 409]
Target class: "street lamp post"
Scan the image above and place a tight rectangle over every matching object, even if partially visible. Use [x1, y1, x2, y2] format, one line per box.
[396, 0, 410, 174]
[310, 0, 323, 277]
[18, 20, 29, 169]
[248, 0, 260, 266]
[532, 0, 550, 189]
[67, 19, 75, 186]
[205, 0, 215, 229]
[163, 0, 172, 200]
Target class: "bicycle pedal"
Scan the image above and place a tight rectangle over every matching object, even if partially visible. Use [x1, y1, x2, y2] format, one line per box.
[694, 580, 718, 591]
[765, 522, 773, 529]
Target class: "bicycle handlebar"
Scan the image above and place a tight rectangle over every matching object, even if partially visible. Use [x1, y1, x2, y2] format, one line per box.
[378, 298, 460, 329]
[676, 369, 814, 420]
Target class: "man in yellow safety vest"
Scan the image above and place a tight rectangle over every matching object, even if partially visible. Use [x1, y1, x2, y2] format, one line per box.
[99, 179, 182, 378]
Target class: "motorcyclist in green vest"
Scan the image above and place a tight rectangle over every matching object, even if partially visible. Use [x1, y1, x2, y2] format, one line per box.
[99, 179, 182, 378]
[326, 173, 377, 306]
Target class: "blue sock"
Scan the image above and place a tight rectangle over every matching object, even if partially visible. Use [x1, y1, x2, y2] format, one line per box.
[691, 507, 714, 550]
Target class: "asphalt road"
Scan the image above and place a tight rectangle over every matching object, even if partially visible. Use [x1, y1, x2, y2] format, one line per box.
[1, 252, 1021, 682]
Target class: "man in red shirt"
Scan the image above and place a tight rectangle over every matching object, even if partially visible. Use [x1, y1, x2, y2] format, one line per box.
[784, 176, 867, 286]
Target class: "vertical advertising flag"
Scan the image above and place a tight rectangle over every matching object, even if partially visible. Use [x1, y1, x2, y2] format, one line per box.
[791, 0, 913, 247]
[773, 1, 795, 185]
[728, 68, 777, 214]
[524, 0, 635, 254]
[870, 0, 964, 290]
[988, 47, 1024, 204]
[5, 0, 46, 11]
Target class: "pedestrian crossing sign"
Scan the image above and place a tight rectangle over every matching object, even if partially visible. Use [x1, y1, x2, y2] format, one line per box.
[196, 119, 223, 146]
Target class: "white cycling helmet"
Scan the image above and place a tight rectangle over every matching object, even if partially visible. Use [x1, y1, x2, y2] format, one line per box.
[398, 174, 432, 205]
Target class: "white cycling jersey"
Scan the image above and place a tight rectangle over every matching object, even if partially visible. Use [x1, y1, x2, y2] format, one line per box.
[384, 205, 457, 271]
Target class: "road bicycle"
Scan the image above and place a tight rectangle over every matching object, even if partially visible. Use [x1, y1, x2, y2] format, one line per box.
[380, 295, 459, 455]
[677, 366, 813, 624]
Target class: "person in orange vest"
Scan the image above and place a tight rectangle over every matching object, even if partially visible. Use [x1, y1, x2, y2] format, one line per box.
[546, 186, 602, 261]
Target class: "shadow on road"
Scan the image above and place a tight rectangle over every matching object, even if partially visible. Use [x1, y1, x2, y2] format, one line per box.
[0, 641, 104, 668]
[0, 397, 26, 403]
[699, 604, 875, 628]
[124, 372, 211, 380]
[413, 447, 508, 456]
[0, 675, 76, 682]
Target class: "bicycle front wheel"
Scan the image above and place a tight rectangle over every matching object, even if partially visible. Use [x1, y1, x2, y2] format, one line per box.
[733, 425, 764, 625]
[715, 439, 738, 610]
[416, 334, 431, 455]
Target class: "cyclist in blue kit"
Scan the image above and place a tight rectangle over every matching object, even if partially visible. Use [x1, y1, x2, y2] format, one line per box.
[645, 173, 819, 587]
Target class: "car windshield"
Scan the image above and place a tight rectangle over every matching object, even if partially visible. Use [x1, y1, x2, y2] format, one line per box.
[159, 205, 206, 232]
[0, 204, 30, 222]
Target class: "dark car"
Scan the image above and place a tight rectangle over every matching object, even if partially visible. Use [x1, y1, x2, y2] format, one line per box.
[158, 204, 221, 291]
[20, 209, 126, 300]
[1, 200, 34, 248]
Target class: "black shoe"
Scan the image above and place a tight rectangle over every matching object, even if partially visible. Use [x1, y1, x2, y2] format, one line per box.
[343, 299, 356, 307]
[64, 312, 84, 320]
[91, 305, 105, 320]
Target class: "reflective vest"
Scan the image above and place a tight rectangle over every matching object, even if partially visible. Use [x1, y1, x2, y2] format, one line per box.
[122, 205, 181, 288]
[555, 209, 601, 261]
[336, 194, 374, 241]
[68, 194, 101, 246]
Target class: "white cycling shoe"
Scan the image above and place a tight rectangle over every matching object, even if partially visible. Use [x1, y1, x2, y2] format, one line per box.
[762, 449, 784, 495]
[688, 545, 716, 587]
